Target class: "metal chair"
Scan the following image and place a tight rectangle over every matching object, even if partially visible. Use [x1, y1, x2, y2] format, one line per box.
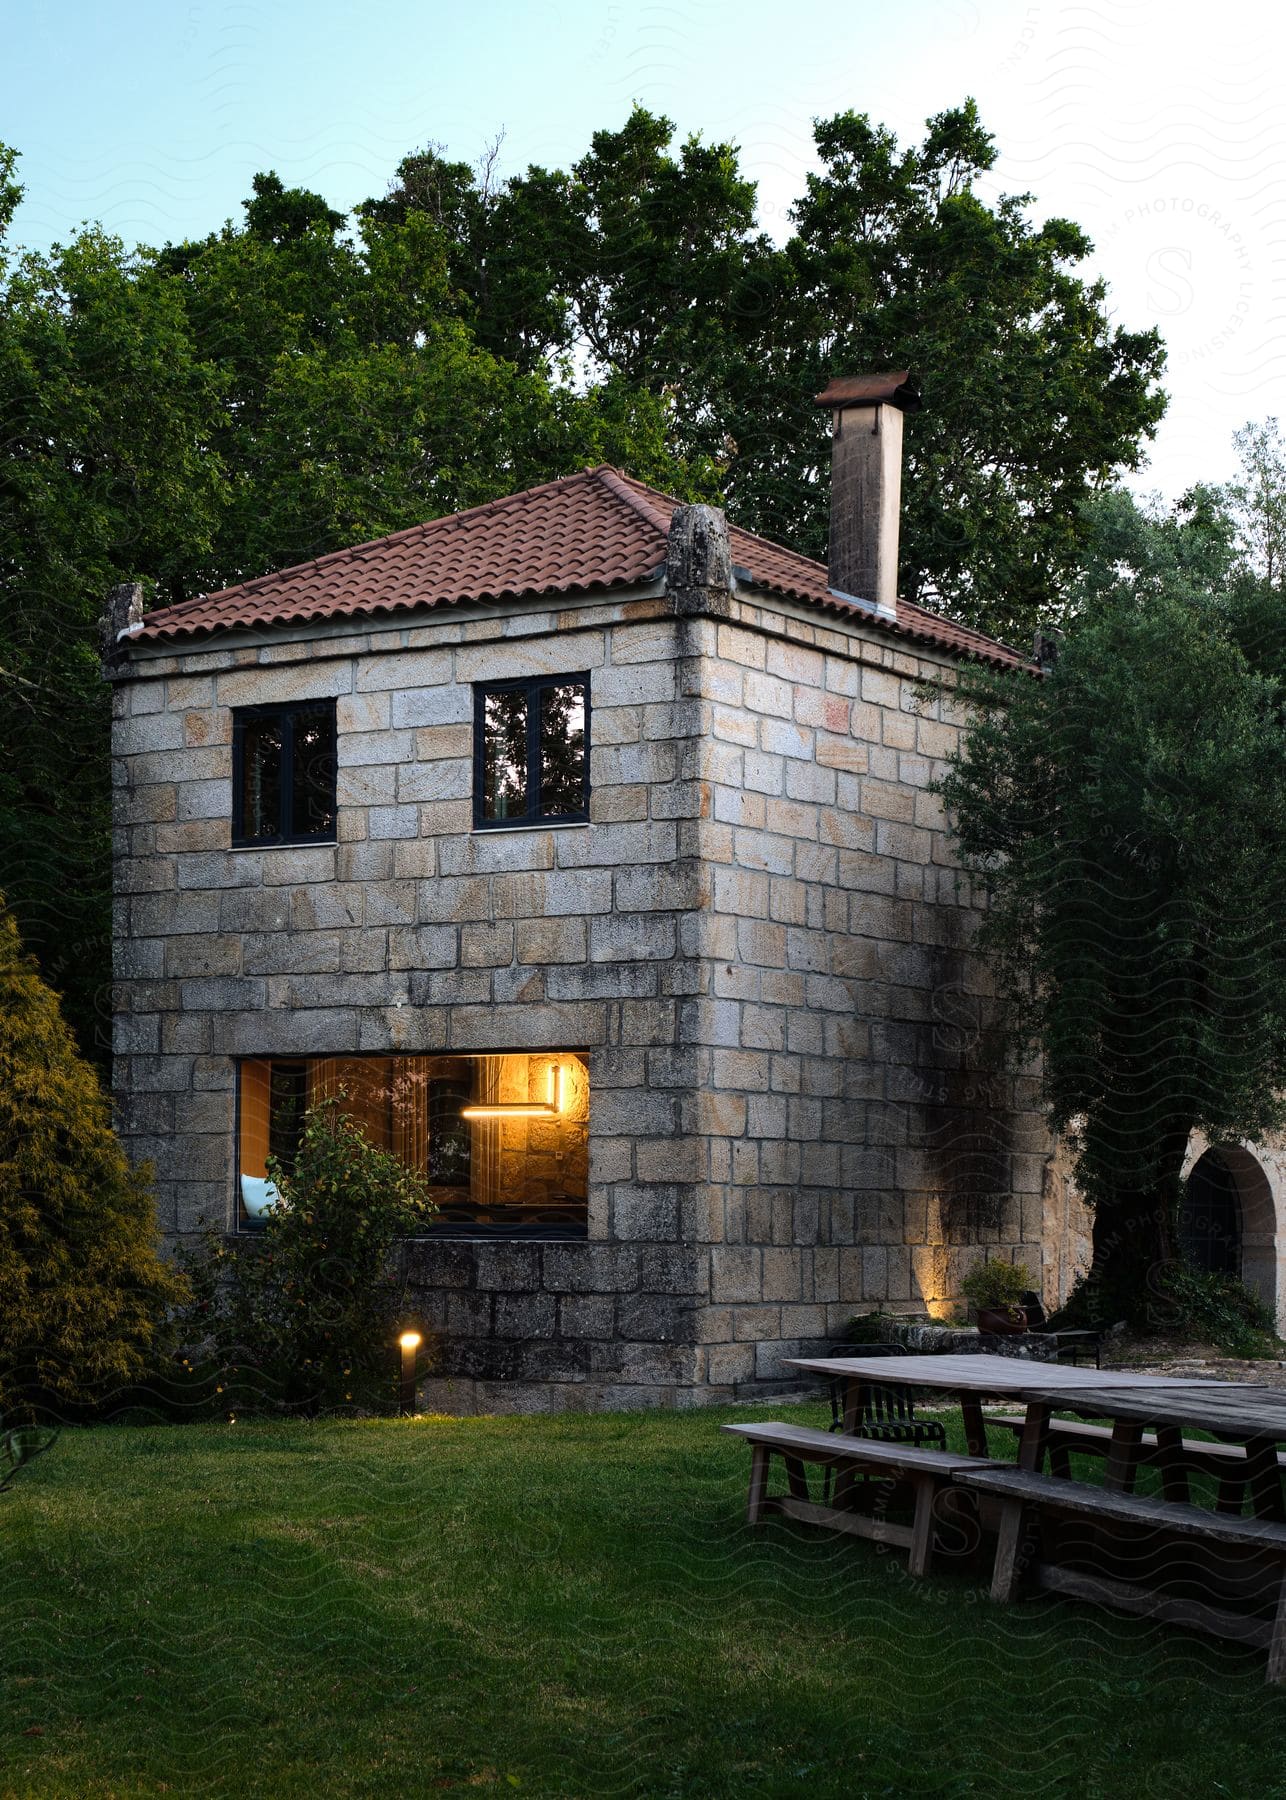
[822, 1344, 945, 1500]
[827, 1376, 947, 1448]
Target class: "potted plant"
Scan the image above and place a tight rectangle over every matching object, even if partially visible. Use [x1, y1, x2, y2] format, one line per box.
[960, 1257, 1034, 1335]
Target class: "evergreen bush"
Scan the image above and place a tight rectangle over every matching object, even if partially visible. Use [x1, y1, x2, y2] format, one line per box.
[0, 903, 186, 1415]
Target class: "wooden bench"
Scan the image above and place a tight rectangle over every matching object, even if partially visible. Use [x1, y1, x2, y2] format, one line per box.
[991, 1413, 1286, 1510]
[954, 1463, 1286, 1684]
[723, 1421, 989, 1577]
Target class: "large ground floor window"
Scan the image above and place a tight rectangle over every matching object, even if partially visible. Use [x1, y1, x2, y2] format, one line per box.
[237, 1052, 589, 1236]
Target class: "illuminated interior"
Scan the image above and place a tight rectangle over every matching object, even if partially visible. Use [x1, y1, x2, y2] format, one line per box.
[237, 1052, 589, 1235]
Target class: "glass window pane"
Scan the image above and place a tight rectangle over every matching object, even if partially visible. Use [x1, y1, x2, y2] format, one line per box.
[268, 1061, 309, 1173]
[483, 690, 528, 820]
[237, 1054, 590, 1233]
[539, 683, 586, 816]
[291, 706, 337, 838]
[427, 1079, 472, 1186]
[240, 717, 283, 840]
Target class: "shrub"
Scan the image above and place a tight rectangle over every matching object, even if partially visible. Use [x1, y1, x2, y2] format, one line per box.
[179, 1093, 437, 1413]
[844, 1311, 900, 1345]
[1153, 1263, 1279, 1360]
[0, 903, 186, 1417]
[959, 1257, 1034, 1317]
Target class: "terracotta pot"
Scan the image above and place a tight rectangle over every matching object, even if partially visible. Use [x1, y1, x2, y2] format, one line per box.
[977, 1305, 1028, 1336]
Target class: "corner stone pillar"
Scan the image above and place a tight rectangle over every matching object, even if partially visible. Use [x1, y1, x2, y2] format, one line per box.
[666, 505, 734, 619]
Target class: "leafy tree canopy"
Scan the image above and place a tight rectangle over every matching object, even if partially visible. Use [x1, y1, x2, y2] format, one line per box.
[0, 152, 226, 1058]
[1226, 416, 1286, 593]
[0, 104, 1172, 1058]
[937, 488, 1286, 1321]
[0, 143, 703, 1062]
[367, 100, 1168, 641]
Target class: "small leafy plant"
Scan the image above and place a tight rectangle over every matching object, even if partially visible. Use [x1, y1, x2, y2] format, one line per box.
[1153, 1263, 1279, 1360]
[844, 1311, 900, 1345]
[0, 1416, 56, 1492]
[959, 1257, 1033, 1322]
[179, 1094, 437, 1413]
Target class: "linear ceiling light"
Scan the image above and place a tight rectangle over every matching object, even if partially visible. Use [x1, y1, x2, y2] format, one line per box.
[460, 1063, 563, 1120]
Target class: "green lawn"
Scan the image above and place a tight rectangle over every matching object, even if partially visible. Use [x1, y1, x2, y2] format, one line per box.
[2, 1402, 1285, 1799]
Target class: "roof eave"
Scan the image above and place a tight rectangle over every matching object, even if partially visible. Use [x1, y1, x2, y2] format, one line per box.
[122, 573, 670, 658]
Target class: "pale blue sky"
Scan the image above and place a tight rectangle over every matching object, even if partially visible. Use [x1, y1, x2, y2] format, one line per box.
[6, 0, 1285, 499]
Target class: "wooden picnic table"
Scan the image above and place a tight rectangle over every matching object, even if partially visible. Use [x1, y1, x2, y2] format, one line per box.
[1016, 1381, 1286, 1521]
[960, 1379, 1286, 1679]
[785, 1352, 1189, 1458]
[786, 1353, 1286, 1676]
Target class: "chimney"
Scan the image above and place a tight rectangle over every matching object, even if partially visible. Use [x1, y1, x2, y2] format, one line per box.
[99, 580, 145, 679]
[814, 371, 920, 618]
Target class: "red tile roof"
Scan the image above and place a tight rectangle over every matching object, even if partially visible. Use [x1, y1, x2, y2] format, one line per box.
[131, 465, 1032, 671]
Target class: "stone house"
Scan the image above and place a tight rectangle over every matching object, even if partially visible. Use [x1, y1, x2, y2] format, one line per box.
[107, 370, 1281, 1411]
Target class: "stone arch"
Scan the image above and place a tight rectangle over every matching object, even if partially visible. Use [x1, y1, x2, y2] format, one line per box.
[1178, 1150, 1243, 1275]
[1181, 1138, 1285, 1330]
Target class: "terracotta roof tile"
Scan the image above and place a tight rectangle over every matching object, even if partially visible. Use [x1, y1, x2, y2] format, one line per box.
[132, 465, 1032, 672]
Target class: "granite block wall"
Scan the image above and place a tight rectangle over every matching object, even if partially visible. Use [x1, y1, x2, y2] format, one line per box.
[113, 589, 725, 1408]
[111, 578, 1089, 1412]
[677, 597, 1083, 1392]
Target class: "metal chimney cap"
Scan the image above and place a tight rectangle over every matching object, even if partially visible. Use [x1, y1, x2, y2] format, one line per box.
[814, 371, 921, 412]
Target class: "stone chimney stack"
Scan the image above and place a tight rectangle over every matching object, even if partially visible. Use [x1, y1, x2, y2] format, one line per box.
[814, 371, 920, 618]
[99, 580, 145, 679]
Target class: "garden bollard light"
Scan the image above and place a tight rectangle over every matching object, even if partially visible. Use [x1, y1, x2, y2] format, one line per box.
[398, 1330, 421, 1415]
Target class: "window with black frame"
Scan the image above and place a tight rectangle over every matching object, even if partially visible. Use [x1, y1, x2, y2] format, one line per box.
[233, 701, 337, 846]
[474, 675, 589, 828]
[236, 1053, 589, 1235]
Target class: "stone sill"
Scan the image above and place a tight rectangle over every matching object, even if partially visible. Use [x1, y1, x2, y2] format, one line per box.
[407, 1230, 589, 1243]
[470, 821, 591, 836]
[235, 1225, 589, 1242]
[227, 840, 338, 854]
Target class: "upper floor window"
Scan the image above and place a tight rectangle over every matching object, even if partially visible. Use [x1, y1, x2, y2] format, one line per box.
[474, 675, 589, 829]
[232, 701, 337, 846]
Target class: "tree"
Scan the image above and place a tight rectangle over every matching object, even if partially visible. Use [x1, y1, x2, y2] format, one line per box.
[158, 171, 710, 591]
[936, 490, 1286, 1322]
[4, 106, 1166, 1054]
[0, 151, 704, 1063]
[774, 104, 1167, 638]
[370, 102, 1167, 642]
[0, 902, 186, 1414]
[1228, 417, 1286, 592]
[0, 144, 227, 1063]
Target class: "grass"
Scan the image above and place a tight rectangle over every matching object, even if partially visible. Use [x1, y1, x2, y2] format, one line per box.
[2, 1401, 1285, 1799]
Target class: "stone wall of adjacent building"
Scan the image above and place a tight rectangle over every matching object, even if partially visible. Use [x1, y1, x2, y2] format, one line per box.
[111, 576, 1089, 1412]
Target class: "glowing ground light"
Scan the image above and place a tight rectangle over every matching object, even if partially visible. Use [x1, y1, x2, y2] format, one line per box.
[398, 1330, 422, 1416]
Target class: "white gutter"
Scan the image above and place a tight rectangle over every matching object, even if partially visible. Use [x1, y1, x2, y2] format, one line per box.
[827, 585, 899, 624]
